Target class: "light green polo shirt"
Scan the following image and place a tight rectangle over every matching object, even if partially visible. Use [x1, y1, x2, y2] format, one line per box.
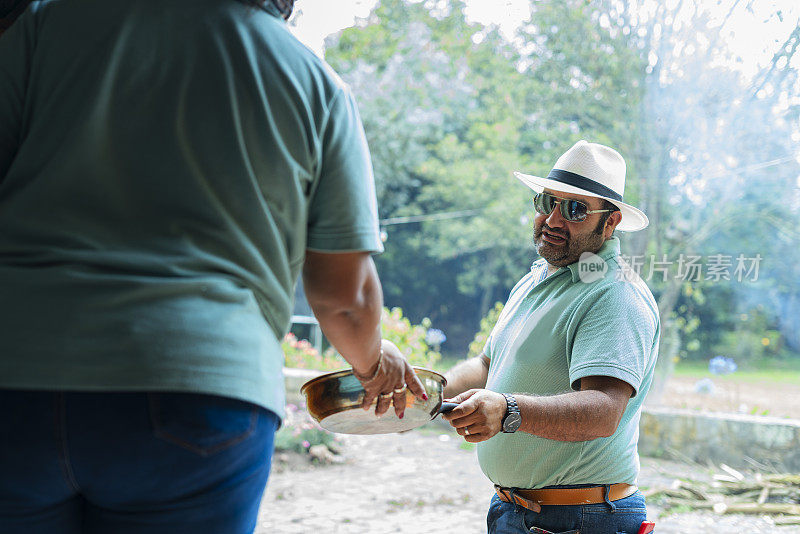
[0, 0, 382, 419]
[479, 237, 660, 488]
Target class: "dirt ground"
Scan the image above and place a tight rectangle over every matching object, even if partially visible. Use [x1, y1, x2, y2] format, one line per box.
[256, 428, 798, 533]
[257, 376, 800, 533]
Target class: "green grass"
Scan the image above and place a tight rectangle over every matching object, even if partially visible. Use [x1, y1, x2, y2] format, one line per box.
[673, 358, 800, 384]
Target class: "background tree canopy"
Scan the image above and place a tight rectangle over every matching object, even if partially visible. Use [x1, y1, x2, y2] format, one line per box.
[310, 0, 799, 397]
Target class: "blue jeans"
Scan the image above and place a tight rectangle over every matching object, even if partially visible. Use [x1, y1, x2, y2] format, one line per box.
[487, 487, 648, 534]
[0, 390, 279, 534]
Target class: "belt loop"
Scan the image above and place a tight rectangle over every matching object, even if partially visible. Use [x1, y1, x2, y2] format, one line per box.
[509, 487, 520, 514]
[603, 484, 616, 512]
[497, 485, 522, 514]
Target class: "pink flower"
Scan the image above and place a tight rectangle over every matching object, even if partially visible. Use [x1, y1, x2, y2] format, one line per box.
[302, 440, 310, 449]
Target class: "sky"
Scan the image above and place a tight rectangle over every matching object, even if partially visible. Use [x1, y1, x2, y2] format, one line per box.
[287, 0, 800, 80]
[288, 0, 533, 54]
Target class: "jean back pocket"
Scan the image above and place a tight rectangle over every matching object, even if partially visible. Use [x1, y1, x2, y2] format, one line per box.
[148, 392, 258, 456]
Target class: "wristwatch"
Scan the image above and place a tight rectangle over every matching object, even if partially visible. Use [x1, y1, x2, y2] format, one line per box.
[501, 393, 522, 433]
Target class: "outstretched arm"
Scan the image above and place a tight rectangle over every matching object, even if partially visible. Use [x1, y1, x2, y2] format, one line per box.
[303, 250, 425, 417]
[443, 353, 490, 399]
[442, 375, 633, 443]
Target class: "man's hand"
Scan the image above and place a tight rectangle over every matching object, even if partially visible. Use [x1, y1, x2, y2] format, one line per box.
[441, 389, 507, 443]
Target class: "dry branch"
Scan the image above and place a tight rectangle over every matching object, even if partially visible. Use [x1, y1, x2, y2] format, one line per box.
[647, 466, 800, 517]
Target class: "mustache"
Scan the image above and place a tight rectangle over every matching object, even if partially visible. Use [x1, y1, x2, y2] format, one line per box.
[535, 222, 569, 240]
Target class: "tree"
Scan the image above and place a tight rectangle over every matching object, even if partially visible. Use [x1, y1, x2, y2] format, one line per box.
[325, 0, 646, 350]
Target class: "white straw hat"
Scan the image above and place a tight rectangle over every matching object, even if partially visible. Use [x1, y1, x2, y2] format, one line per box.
[514, 140, 649, 232]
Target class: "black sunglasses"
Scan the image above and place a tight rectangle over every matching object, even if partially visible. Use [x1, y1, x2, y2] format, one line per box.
[533, 192, 614, 222]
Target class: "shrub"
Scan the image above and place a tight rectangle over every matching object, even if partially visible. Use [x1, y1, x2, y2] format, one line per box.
[379, 307, 441, 369]
[467, 302, 504, 359]
[282, 307, 442, 370]
[282, 332, 345, 371]
[273, 402, 340, 454]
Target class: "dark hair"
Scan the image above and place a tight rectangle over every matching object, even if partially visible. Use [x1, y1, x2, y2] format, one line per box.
[242, 0, 294, 20]
[595, 199, 620, 235]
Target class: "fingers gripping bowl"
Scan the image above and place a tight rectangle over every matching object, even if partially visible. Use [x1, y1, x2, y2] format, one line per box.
[301, 367, 456, 435]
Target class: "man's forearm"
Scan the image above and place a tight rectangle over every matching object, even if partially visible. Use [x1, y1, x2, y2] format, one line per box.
[444, 375, 631, 443]
[443, 354, 489, 398]
[516, 388, 625, 441]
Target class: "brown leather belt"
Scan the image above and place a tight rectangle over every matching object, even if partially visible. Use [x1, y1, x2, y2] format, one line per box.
[494, 483, 638, 513]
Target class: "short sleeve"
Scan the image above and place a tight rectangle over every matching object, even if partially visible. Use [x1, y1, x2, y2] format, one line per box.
[0, 5, 35, 181]
[482, 333, 493, 360]
[568, 284, 658, 396]
[306, 88, 383, 253]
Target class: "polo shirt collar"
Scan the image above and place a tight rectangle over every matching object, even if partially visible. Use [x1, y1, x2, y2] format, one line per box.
[566, 236, 621, 283]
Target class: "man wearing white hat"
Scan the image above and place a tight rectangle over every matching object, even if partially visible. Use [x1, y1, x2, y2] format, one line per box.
[442, 140, 659, 533]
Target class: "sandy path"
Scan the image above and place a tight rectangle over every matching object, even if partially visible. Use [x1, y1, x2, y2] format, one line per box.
[256, 425, 797, 533]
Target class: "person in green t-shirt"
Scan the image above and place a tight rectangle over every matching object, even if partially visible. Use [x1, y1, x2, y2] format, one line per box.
[0, 1, 424, 533]
[442, 141, 659, 534]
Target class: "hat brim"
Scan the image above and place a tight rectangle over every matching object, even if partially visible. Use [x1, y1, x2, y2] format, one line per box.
[514, 171, 649, 232]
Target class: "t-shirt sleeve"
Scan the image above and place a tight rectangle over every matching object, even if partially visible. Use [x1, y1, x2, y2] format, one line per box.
[306, 87, 383, 253]
[482, 333, 493, 359]
[0, 6, 35, 181]
[567, 283, 658, 396]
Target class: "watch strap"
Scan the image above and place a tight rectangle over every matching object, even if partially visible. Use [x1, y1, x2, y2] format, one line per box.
[501, 393, 521, 433]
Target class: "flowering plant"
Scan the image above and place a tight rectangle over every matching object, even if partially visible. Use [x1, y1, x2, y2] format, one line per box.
[273, 402, 341, 454]
[379, 307, 441, 369]
[708, 355, 737, 375]
[282, 307, 441, 371]
[282, 332, 344, 371]
[425, 328, 447, 348]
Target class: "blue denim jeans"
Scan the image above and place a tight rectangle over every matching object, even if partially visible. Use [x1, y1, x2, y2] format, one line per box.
[487, 486, 648, 534]
[0, 389, 279, 534]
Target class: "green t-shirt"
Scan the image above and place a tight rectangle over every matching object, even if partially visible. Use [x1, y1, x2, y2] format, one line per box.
[0, 0, 382, 419]
[479, 237, 660, 488]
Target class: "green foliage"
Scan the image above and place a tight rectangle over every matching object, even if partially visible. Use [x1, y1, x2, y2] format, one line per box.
[467, 302, 504, 359]
[274, 402, 339, 454]
[324, 0, 646, 351]
[321, 0, 800, 371]
[380, 307, 442, 369]
[713, 309, 784, 365]
[282, 333, 345, 371]
[671, 280, 791, 366]
[283, 307, 441, 371]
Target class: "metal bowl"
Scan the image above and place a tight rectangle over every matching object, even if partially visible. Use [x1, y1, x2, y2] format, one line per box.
[300, 367, 448, 435]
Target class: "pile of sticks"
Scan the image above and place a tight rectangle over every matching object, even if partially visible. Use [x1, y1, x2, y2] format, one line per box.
[643, 464, 800, 526]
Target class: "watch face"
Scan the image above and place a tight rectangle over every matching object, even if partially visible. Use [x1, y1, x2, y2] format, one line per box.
[503, 412, 522, 433]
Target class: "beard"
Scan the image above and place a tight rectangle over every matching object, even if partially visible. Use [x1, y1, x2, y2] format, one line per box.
[533, 218, 607, 267]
